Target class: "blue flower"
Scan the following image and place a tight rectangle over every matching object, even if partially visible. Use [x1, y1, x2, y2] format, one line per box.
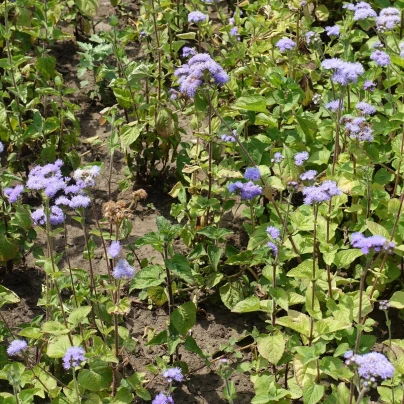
[227, 181, 262, 200]
[7, 340, 28, 356]
[182, 47, 196, 58]
[363, 80, 376, 91]
[163, 367, 184, 383]
[62, 346, 85, 370]
[244, 167, 260, 181]
[276, 37, 296, 52]
[113, 259, 135, 280]
[4, 185, 24, 203]
[152, 393, 174, 404]
[325, 25, 340, 37]
[356, 102, 376, 115]
[0, 141, 3, 154]
[302, 180, 342, 205]
[294, 151, 309, 166]
[188, 11, 208, 23]
[272, 152, 284, 163]
[376, 8, 400, 32]
[300, 170, 317, 181]
[353, 2, 377, 21]
[31, 206, 64, 226]
[370, 50, 390, 66]
[267, 242, 278, 257]
[325, 100, 343, 112]
[351, 233, 395, 255]
[108, 241, 121, 258]
[266, 226, 280, 240]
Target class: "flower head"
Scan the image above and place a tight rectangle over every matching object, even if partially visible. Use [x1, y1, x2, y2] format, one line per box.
[230, 26, 240, 40]
[305, 31, 320, 45]
[325, 100, 344, 112]
[376, 8, 400, 32]
[69, 195, 91, 209]
[351, 232, 395, 255]
[182, 47, 196, 58]
[266, 226, 280, 239]
[73, 166, 101, 189]
[276, 37, 296, 52]
[31, 206, 64, 226]
[379, 300, 391, 310]
[370, 50, 390, 66]
[302, 180, 342, 205]
[4, 185, 24, 203]
[7, 340, 28, 356]
[353, 2, 377, 21]
[363, 80, 376, 91]
[294, 151, 309, 166]
[113, 259, 135, 280]
[163, 367, 184, 383]
[272, 152, 284, 163]
[0, 142, 3, 154]
[267, 242, 278, 257]
[356, 102, 376, 115]
[108, 241, 121, 258]
[152, 393, 174, 404]
[244, 167, 260, 181]
[343, 116, 373, 142]
[221, 134, 236, 142]
[325, 25, 340, 37]
[63, 346, 85, 370]
[188, 11, 208, 23]
[321, 58, 364, 85]
[228, 181, 262, 200]
[300, 170, 317, 181]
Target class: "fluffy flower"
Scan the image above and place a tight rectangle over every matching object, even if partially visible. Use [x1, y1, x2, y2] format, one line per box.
[379, 300, 391, 310]
[356, 102, 376, 115]
[69, 195, 91, 209]
[182, 47, 196, 58]
[267, 242, 278, 257]
[63, 346, 85, 370]
[272, 152, 284, 163]
[228, 181, 262, 200]
[325, 100, 344, 112]
[303, 180, 342, 205]
[108, 241, 121, 258]
[325, 25, 340, 37]
[370, 50, 390, 66]
[300, 170, 317, 181]
[363, 80, 376, 91]
[276, 37, 296, 52]
[305, 31, 318, 45]
[174, 53, 229, 97]
[73, 166, 101, 189]
[4, 185, 24, 203]
[351, 232, 395, 254]
[230, 26, 240, 40]
[343, 116, 373, 142]
[266, 226, 280, 239]
[163, 367, 184, 383]
[113, 259, 135, 280]
[0, 142, 3, 153]
[376, 8, 400, 32]
[31, 206, 64, 226]
[188, 11, 208, 23]
[294, 151, 309, 166]
[244, 167, 260, 181]
[7, 340, 28, 356]
[152, 393, 174, 404]
[353, 2, 377, 21]
[321, 58, 364, 85]
[221, 134, 236, 142]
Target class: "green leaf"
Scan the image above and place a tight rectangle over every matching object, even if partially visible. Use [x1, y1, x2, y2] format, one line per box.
[74, 0, 99, 18]
[232, 296, 261, 313]
[207, 245, 222, 271]
[303, 380, 324, 404]
[78, 369, 110, 392]
[0, 237, 18, 261]
[296, 112, 317, 144]
[277, 311, 311, 337]
[130, 265, 165, 290]
[176, 32, 196, 40]
[366, 220, 390, 239]
[36, 56, 56, 80]
[256, 332, 285, 365]
[11, 206, 32, 230]
[333, 249, 363, 269]
[0, 285, 20, 308]
[120, 123, 143, 147]
[219, 282, 244, 310]
[41, 321, 70, 335]
[184, 335, 205, 358]
[47, 334, 82, 358]
[113, 387, 134, 404]
[68, 306, 92, 327]
[165, 254, 194, 284]
[147, 286, 167, 306]
[315, 4, 329, 20]
[233, 96, 268, 113]
[170, 302, 196, 336]
[18, 327, 43, 339]
[390, 291, 404, 309]
[287, 260, 315, 280]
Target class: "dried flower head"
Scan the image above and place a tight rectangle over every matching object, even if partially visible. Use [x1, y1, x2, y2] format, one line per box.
[102, 200, 130, 223]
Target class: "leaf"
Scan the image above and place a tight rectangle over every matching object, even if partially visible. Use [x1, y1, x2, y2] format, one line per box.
[184, 336, 205, 358]
[68, 306, 92, 327]
[207, 245, 222, 271]
[47, 334, 82, 358]
[130, 265, 165, 290]
[74, 0, 99, 18]
[366, 220, 390, 239]
[287, 260, 315, 280]
[0, 285, 20, 308]
[232, 95, 268, 113]
[36, 56, 56, 80]
[147, 286, 167, 306]
[120, 123, 143, 147]
[277, 311, 311, 337]
[165, 254, 194, 284]
[11, 206, 32, 230]
[170, 302, 196, 336]
[219, 282, 244, 310]
[114, 387, 134, 404]
[232, 296, 261, 313]
[41, 321, 70, 335]
[333, 249, 363, 269]
[303, 380, 325, 404]
[295, 112, 317, 144]
[0, 237, 18, 261]
[78, 369, 110, 392]
[257, 332, 285, 365]
[390, 291, 404, 309]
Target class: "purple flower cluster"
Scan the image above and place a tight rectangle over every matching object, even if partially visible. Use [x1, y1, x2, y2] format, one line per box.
[31, 206, 65, 226]
[7, 339, 28, 356]
[73, 165, 101, 188]
[294, 151, 309, 166]
[188, 11, 208, 23]
[221, 133, 236, 142]
[351, 232, 395, 255]
[163, 367, 184, 383]
[356, 102, 376, 115]
[325, 100, 343, 112]
[4, 185, 24, 203]
[0, 141, 3, 154]
[342, 116, 373, 142]
[344, 351, 394, 384]
[379, 300, 391, 310]
[302, 180, 342, 205]
[266, 226, 280, 240]
[228, 181, 262, 200]
[370, 50, 390, 66]
[244, 167, 260, 181]
[152, 393, 174, 404]
[300, 170, 317, 181]
[27, 159, 65, 198]
[276, 37, 296, 52]
[230, 26, 240, 40]
[363, 80, 376, 91]
[63, 346, 85, 370]
[267, 242, 278, 257]
[108, 241, 121, 258]
[113, 259, 135, 280]
[325, 25, 340, 37]
[272, 152, 284, 163]
[351, 2, 377, 21]
[305, 31, 320, 45]
[182, 47, 196, 58]
[376, 8, 400, 32]
[56, 195, 91, 209]
[400, 42, 404, 58]
[321, 58, 364, 85]
[174, 53, 229, 98]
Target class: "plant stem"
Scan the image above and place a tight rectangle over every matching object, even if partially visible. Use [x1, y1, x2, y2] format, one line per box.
[206, 90, 213, 225]
[332, 90, 345, 175]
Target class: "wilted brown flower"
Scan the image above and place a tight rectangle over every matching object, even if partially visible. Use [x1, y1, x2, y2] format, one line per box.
[102, 200, 131, 223]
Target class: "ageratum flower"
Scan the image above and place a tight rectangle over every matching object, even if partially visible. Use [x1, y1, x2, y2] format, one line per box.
[267, 242, 278, 257]
[174, 53, 229, 98]
[356, 102, 376, 115]
[276, 37, 296, 52]
[266, 226, 280, 240]
[342, 116, 373, 142]
[69, 195, 91, 209]
[108, 241, 121, 258]
[4, 185, 24, 203]
[182, 47, 196, 58]
[113, 259, 135, 280]
[0, 141, 3, 153]
[400, 42, 404, 58]
[370, 50, 390, 66]
[379, 300, 391, 310]
[152, 393, 174, 404]
[227, 181, 262, 200]
[230, 26, 240, 40]
[302, 180, 342, 205]
[31, 206, 64, 226]
[221, 134, 236, 142]
[312, 94, 321, 104]
[244, 167, 260, 181]
[188, 11, 208, 23]
[163, 367, 184, 383]
[353, 2, 377, 21]
[294, 151, 309, 166]
[351, 232, 395, 254]
[63, 346, 85, 370]
[325, 100, 344, 112]
[73, 165, 101, 189]
[325, 25, 340, 37]
[300, 170, 317, 181]
[376, 8, 400, 32]
[7, 340, 28, 356]
[305, 31, 318, 45]
[272, 152, 284, 163]
[363, 80, 376, 91]
[321, 58, 364, 85]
